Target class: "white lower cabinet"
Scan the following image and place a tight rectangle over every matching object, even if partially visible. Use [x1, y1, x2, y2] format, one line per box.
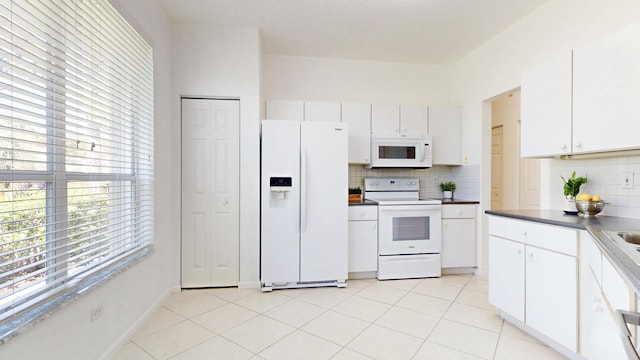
[488, 216, 577, 352]
[348, 206, 378, 273]
[488, 236, 525, 321]
[441, 204, 476, 268]
[525, 245, 577, 350]
[579, 231, 630, 359]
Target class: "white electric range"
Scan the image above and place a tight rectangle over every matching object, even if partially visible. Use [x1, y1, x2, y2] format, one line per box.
[364, 178, 442, 279]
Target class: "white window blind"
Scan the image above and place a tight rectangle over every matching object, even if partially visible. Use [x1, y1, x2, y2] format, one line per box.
[0, 0, 154, 326]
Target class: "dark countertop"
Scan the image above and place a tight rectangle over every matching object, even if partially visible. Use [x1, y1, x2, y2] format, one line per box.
[486, 209, 640, 296]
[348, 199, 378, 206]
[440, 199, 480, 205]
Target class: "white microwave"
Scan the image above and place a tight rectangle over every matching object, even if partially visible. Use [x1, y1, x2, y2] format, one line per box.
[367, 134, 432, 169]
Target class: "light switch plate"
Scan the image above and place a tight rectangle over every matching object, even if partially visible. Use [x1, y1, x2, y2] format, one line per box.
[622, 171, 634, 189]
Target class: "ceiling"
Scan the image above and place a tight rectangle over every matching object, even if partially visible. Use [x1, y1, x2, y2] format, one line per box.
[160, 0, 547, 65]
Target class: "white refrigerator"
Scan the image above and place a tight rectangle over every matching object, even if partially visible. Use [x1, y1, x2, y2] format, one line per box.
[261, 120, 348, 291]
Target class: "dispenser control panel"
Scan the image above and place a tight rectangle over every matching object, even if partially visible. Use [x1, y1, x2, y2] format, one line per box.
[270, 177, 292, 188]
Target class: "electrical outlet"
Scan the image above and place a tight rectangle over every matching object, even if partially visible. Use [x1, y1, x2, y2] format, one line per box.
[463, 154, 469, 164]
[91, 305, 103, 321]
[622, 171, 634, 189]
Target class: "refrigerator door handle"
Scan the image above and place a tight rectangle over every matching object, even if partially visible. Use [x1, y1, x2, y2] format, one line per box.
[301, 147, 307, 233]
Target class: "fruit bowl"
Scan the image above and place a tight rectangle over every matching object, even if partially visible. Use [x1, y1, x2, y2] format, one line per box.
[575, 200, 605, 217]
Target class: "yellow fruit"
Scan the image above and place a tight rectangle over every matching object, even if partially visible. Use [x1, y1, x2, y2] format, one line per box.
[577, 193, 592, 201]
[591, 195, 601, 201]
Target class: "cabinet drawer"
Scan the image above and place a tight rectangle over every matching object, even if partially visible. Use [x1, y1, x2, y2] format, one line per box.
[488, 216, 577, 256]
[348, 206, 377, 221]
[442, 204, 476, 219]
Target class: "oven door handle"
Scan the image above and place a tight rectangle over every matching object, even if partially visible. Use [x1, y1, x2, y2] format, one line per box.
[615, 309, 640, 360]
[378, 205, 442, 212]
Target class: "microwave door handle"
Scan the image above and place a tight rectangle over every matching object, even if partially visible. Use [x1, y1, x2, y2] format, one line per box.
[615, 309, 640, 360]
[420, 144, 426, 161]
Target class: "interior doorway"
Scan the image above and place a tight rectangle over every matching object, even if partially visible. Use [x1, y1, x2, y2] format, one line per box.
[181, 97, 240, 288]
[490, 91, 540, 210]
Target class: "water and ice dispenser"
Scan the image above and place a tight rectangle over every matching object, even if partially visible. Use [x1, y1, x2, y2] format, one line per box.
[269, 177, 293, 207]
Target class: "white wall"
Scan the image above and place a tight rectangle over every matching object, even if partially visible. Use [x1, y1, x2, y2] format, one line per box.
[0, 0, 176, 359]
[449, 0, 640, 274]
[171, 23, 262, 287]
[262, 55, 452, 106]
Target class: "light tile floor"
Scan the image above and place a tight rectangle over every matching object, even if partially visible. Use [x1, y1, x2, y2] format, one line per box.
[112, 274, 567, 360]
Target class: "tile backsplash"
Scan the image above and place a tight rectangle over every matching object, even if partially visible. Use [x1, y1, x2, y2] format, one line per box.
[349, 164, 480, 200]
[550, 155, 640, 219]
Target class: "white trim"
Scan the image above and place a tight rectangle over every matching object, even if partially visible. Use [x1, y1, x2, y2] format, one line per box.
[97, 286, 175, 360]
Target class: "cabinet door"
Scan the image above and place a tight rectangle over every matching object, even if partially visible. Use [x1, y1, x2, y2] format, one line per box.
[441, 218, 475, 268]
[265, 100, 304, 121]
[371, 104, 400, 134]
[573, 22, 640, 153]
[348, 220, 378, 272]
[520, 52, 572, 157]
[580, 264, 627, 359]
[400, 105, 427, 136]
[304, 101, 341, 122]
[428, 107, 461, 165]
[342, 102, 371, 164]
[526, 246, 577, 352]
[488, 236, 525, 321]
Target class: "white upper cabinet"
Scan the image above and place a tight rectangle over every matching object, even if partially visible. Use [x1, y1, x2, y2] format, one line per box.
[304, 101, 342, 122]
[428, 106, 461, 165]
[371, 104, 427, 136]
[342, 102, 371, 164]
[400, 106, 428, 136]
[371, 104, 400, 134]
[573, 21, 640, 153]
[521, 21, 640, 157]
[265, 100, 304, 121]
[520, 52, 572, 157]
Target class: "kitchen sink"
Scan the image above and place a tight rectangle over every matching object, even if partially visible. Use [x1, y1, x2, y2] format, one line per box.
[603, 231, 640, 266]
[619, 232, 640, 245]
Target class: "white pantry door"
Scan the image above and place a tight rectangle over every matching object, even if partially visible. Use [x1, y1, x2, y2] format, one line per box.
[181, 98, 240, 287]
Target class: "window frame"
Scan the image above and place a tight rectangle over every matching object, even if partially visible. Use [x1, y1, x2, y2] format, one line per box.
[0, 0, 154, 341]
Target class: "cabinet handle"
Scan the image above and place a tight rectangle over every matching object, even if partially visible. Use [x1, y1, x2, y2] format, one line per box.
[528, 252, 534, 258]
[593, 297, 603, 312]
[456, 210, 462, 215]
[522, 231, 527, 237]
[575, 143, 582, 148]
[443, 221, 448, 227]
[371, 224, 377, 230]
[516, 249, 522, 255]
[561, 144, 567, 150]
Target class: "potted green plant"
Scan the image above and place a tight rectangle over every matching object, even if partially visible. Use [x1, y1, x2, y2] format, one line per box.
[439, 181, 456, 199]
[561, 171, 587, 212]
[348, 186, 362, 202]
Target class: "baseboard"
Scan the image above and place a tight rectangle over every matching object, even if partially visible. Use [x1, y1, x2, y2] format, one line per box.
[499, 311, 581, 360]
[97, 286, 176, 360]
[442, 267, 476, 275]
[348, 271, 377, 280]
[237, 280, 260, 289]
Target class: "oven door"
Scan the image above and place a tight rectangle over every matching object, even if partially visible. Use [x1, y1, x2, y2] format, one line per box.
[378, 204, 441, 255]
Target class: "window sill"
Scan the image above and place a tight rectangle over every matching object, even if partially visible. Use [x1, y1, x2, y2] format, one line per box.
[0, 246, 153, 345]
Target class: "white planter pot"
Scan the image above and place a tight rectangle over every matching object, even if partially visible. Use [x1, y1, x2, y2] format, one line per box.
[443, 191, 453, 199]
[563, 198, 576, 213]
